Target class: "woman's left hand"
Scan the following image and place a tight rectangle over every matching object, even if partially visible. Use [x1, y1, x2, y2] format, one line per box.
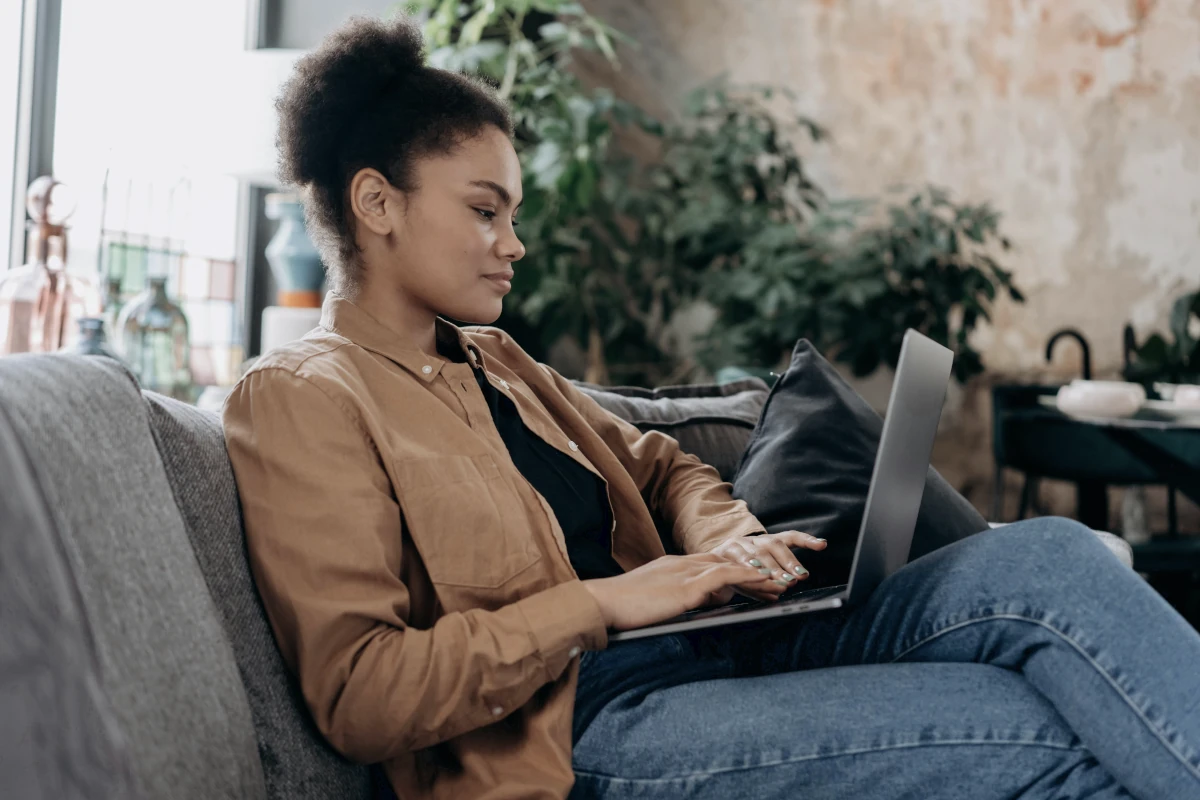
[707, 530, 827, 602]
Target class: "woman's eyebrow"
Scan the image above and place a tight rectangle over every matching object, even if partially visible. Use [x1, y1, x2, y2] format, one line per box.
[469, 179, 523, 208]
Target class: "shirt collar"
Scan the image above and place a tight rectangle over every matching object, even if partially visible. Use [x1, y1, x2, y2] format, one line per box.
[319, 293, 483, 382]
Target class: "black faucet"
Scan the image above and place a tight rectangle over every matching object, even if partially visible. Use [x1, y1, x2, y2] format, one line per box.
[1045, 328, 1092, 380]
[1122, 323, 1137, 369]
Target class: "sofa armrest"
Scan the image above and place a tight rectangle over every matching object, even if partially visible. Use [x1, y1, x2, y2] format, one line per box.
[988, 521, 1133, 570]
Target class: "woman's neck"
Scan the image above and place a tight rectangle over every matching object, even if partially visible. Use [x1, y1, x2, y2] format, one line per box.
[343, 282, 438, 357]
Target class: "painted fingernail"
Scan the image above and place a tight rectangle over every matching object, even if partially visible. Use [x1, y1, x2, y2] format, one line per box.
[780, 572, 795, 582]
[814, 538, 827, 544]
[758, 567, 771, 575]
[749, 559, 762, 567]
[794, 566, 809, 578]
[773, 579, 789, 587]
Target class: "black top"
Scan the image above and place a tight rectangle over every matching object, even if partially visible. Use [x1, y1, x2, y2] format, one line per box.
[472, 367, 624, 581]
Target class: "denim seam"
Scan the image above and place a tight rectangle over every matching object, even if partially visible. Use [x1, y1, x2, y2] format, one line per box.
[573, 738, 1087, 784]
[888, 612, 1200, 784]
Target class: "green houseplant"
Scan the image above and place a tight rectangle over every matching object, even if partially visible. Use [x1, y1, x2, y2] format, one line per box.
[697, 185, 1025, 384]
[639, 80, 1023, 384]
[1124, 289, 1200, 387]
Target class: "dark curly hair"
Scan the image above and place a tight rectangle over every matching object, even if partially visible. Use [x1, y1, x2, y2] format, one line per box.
[275, 14, 514, 293]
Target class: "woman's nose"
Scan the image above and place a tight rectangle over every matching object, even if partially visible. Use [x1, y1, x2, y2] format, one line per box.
[498, 228, 525, 262]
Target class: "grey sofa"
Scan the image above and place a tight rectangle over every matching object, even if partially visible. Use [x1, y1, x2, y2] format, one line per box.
[0, 354, 1133, 800]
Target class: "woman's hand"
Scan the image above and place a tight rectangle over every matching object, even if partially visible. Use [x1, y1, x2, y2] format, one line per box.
[584, 554, 772, 631]
[707, 530, 828, 602]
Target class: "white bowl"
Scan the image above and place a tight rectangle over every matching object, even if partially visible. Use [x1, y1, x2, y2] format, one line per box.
[1057, 380, 1146, 419]
[1175, 385, 1200, 409]
[1154, 382, 1179, 401]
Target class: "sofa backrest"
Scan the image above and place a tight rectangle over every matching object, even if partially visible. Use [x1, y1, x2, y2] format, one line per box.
[143, 391, 372, 799]
[574, 377, 770, 483]
[0, 355, 267, 799]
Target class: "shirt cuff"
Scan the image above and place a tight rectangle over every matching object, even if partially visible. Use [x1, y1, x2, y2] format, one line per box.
[516, 579, 609, 682]
[681, 511, 768, 554]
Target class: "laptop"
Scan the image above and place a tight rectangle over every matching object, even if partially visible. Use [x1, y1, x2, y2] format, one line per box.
[608, 329, 954, 642]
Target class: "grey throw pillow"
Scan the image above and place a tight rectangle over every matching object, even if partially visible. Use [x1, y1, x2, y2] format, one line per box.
[732, 340, 989, 589]
[572, 378, 770, 484]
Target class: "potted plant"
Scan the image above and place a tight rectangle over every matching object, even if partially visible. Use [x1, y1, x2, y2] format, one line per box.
[1123, 289, 1200, 390]
[697, 185, 1024, 384]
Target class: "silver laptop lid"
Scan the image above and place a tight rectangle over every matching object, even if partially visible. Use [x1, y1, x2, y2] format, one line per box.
[844, 329, 954, 607]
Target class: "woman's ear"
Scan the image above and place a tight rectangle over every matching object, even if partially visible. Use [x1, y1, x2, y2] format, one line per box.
[349, 168, 399, 236]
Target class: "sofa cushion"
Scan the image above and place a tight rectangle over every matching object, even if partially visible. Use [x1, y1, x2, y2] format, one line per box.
[0, 401, 140, 800]
[0, 354, 265, 800]
[732, 340, 991, 588]
[572, 377, 769, 483]
[144, 392, 371, 800]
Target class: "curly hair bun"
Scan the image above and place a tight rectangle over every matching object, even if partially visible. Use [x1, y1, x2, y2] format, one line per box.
[272, 13, 512, 292]
[275, 15, 426, 189]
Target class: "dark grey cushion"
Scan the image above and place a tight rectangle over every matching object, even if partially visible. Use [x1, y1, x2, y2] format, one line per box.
[732, 340, 990, 588]
[572, 378, 770, 483]
[0, 354, 265, 799]
[0, 402, 140, 800]
[144, 393, 371, 800]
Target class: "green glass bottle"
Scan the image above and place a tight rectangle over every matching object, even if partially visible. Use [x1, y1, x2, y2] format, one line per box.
[66, 317, 121, 360]
[116, 276, 193, 401]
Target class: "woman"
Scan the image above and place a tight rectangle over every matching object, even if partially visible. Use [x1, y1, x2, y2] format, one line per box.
[222, 15, 1200, 800]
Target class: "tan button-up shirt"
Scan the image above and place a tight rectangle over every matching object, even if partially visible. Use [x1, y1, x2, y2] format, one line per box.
[222, 295, 767, 799]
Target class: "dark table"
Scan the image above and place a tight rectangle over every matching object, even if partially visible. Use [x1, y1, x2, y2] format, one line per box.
[1002, 402, 1200, 519]
[997, 402, 1200, 624]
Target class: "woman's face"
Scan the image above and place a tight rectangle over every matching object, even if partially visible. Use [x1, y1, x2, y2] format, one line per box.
[351, 125, 525, 325]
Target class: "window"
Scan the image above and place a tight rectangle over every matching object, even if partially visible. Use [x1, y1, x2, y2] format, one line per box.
[52, 0, 248, 382]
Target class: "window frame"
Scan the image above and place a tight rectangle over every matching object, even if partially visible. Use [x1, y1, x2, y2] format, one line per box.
[8, 0, 61, 271]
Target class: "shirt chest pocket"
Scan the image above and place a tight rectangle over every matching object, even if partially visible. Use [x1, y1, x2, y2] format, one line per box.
[393, 454, 541, 590]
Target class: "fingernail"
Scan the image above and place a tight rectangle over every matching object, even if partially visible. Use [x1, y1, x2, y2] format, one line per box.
[780, 572, 795, 582]
[749, 559, 762, 567]
[815, 538, 826, 544]
[773, 579, 789, 587]
[794, 566, 809, 578]
[758, 567, 771, 575]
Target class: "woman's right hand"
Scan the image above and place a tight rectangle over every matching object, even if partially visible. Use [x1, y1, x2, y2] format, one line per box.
[583, 554, 772, 631]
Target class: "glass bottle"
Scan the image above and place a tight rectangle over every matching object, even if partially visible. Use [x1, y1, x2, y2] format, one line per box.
[100, 274, 125, 352]
[0, 176, 98, 354]
[65, 317, 121, 360]
[116, 276, 193, 401]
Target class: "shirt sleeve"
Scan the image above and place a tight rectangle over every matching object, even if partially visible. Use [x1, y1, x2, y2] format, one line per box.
[537, 363, 767, 554]
[222, 367, 608, 764]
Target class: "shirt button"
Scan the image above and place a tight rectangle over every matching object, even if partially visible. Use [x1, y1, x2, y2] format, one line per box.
[568, 441, 579, 451]
[421, 365, 432, 374]
[568, 646, 581, 658]
[491, 706, 504, 717]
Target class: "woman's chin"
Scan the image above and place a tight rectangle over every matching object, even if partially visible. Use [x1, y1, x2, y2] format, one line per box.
[446, 298, 504, 326]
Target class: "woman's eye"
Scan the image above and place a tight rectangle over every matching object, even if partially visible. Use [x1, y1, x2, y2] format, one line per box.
[476, 208, 520, 227]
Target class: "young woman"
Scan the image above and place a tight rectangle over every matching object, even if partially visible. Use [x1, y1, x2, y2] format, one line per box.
[222, 15, 1200, 800]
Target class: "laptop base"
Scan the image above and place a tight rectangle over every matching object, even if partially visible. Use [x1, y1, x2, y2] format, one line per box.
[608, 583, 847, 642]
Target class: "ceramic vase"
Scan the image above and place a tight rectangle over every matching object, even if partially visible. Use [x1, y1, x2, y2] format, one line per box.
[264, 192, 324, 308]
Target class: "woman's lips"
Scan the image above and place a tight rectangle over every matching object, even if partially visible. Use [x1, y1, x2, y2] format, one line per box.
[483, 271, 514, 292]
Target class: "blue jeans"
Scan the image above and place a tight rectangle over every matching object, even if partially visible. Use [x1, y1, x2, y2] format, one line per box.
[570, 518, 1200, 799]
